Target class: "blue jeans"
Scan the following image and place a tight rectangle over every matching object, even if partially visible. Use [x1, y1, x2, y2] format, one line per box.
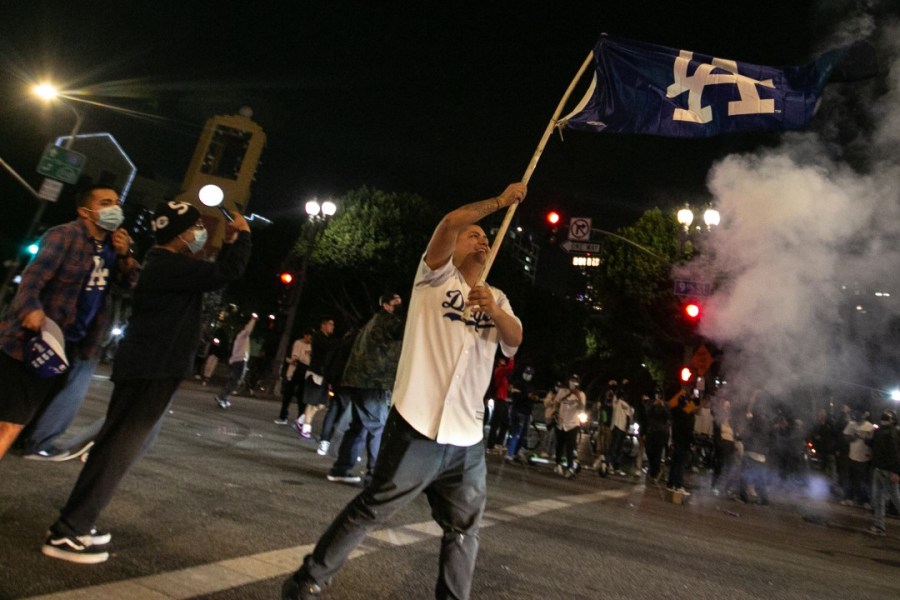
[872, 468, 900, 531]
[297, 408, 487, 599]
[319, 388, 351, 443]
[506, 410, 531, 458]
[19, 357, 99, 454]
[330, 388, 389, 477]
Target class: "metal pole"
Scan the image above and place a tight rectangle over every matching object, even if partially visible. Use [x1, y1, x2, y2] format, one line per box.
[0, 104, 83, 315]
[269, 218, 322, 395]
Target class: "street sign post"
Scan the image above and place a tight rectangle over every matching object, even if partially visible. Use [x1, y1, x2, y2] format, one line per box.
[674, 279, 712, 297]
[36, 143, 86, 185]
[560, 240, 601, 253]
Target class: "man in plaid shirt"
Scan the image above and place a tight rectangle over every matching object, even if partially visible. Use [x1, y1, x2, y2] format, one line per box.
[0, 185, 138, 459]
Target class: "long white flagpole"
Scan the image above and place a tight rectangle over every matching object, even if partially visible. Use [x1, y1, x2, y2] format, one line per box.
[475, 50, 595, 289]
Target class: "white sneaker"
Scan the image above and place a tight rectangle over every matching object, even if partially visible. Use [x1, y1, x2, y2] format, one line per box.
[316, 440, 330, 456]
[554, 464, 564, 476]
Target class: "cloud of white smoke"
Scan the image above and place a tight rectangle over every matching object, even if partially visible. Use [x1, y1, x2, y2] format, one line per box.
[677, 15, 900, 414]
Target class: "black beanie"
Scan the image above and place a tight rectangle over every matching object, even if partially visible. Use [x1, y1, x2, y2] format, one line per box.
[152, 200, 201, 245]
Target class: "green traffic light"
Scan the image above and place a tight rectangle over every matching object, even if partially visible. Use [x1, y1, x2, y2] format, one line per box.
[26, 243, 39, 256]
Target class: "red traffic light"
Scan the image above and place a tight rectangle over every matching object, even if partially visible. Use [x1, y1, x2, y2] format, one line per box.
[679, 366, 693, 383]
[279, 272, 294, 285]
[546, 211, 561, 226]
[683, 302, 701, 320]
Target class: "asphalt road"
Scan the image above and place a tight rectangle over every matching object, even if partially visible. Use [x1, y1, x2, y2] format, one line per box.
[1, 366, 898, 600]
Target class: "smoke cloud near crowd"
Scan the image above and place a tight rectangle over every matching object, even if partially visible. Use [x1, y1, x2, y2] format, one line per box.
[676, 12, 900, 416]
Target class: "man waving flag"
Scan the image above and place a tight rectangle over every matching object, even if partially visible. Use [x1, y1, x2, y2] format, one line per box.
[557, 34, 877, 138]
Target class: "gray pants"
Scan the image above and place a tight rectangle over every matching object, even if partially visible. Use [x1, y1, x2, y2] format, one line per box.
[297, 408, 487, 599]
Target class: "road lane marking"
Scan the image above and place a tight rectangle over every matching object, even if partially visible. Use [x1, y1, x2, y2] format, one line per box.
[25, 489, 628, 599]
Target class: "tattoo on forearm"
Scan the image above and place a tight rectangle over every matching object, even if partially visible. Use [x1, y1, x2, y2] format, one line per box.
[461, 197, 500, 220]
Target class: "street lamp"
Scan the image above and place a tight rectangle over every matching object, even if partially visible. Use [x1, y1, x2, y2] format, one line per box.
[677, 207, 694, 230]
[270, 199, 337, 391]
[33, 83, 84, 150]
[703, 208, 721, 229]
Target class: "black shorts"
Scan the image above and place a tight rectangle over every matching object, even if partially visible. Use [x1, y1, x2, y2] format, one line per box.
[0, 351, 67, 424]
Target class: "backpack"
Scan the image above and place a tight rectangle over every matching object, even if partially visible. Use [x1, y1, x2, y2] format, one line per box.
[322, 329, 359, 387]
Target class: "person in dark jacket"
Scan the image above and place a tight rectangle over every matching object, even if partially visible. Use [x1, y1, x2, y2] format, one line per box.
[326, 292, 404, 483]
[504, 365, 538, 463]
[644, 392, 670, 483]
[869, 410, 900, 536]
[738, 391, 771, 505]
[42, 200, 251, 564]
[294, 317, 337, 439]
[666, 388, 698, 494]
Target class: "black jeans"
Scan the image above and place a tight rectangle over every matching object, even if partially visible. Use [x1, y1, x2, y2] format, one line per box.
[53, 377, 179, 536]
[644, 431, 668, 479]
[297, 408, 487, 599]
[279, 367, 307, 420]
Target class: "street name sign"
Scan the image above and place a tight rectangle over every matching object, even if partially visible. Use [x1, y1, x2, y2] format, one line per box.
[560, 240, 601, 253]
[674, 279, 712, 297]
[37, 178, 64, 202]
[36, 144, 86, 185]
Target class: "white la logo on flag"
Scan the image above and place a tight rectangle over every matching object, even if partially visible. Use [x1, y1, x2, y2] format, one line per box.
[666, 51, 776, 124]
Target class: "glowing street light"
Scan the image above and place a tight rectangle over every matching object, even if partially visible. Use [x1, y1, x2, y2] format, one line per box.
[32, 82, 83, 150]
[703, 208, 721, 228]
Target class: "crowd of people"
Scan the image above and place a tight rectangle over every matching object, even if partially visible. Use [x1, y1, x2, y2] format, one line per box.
[481, 364, 900, 530]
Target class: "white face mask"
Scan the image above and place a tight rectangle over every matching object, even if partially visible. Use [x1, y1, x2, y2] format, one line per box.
[87, 205, 125, 231]
[522, 372, 533, 382]
[568, 380, 579, 390]
[180, 227, 208, 254]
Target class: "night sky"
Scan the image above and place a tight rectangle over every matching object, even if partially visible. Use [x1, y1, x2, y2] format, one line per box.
[0, 0, 834, 241]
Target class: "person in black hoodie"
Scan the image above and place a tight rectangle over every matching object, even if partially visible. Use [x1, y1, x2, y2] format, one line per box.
[869, 410, 900, 536]
[666, 387, 698, 494]
[42, 200, 251, 564]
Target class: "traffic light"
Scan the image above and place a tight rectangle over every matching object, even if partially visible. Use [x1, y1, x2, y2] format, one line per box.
[682, 300, 701, 323]
[679, 366, 693, 384]
[277, 272, 295, 309]
[546, 210, 561, 245]
[25, 242, 39, 257]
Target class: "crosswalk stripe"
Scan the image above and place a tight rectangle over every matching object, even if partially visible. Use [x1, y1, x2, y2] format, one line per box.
[25, 489, 628, 599]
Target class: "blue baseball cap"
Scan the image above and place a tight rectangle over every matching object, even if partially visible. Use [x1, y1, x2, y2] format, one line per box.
[24, 318, 69, 378]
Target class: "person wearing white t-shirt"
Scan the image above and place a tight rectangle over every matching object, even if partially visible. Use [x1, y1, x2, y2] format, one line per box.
[841, 410, 874, 507]
[283, 182, 526, 600]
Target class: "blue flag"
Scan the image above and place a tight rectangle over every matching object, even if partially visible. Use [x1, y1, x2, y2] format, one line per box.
[558, 35, 872, 137]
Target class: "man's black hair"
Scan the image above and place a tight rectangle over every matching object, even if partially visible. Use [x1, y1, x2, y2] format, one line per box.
[77, 184, 119, 207]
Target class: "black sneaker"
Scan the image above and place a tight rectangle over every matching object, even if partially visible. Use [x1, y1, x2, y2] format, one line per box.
[282, 573, 323, 599]
[45, 527, 111, 545]
[42, 533, 109, 564]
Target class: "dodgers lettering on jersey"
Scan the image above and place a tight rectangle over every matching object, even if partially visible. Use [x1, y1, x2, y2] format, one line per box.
[441, 289, 496, 331]
[558, 34, 860, 138]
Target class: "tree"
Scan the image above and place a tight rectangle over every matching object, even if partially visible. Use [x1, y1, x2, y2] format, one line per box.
[585, 207, 688, 390]
[294, 186, 440, 328]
